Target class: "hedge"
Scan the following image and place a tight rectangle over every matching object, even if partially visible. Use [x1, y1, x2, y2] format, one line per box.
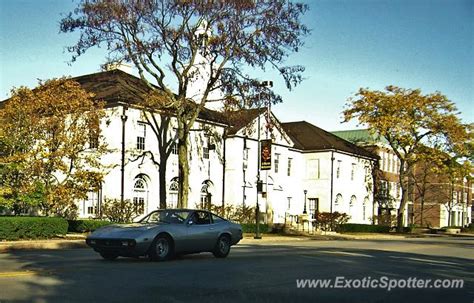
[461, 224, 474, 233]
[241, 223, 269, 234]
[336, 223, 390, 233]
[0, 216, 68, 240]
[67, 219, 113, 233]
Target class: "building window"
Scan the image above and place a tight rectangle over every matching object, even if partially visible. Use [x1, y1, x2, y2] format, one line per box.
[88, 117, 100, 149]
[89, 130, 99, 149]
[168, 177, 179, 208]
[83, 190, 100, 216]
[200, 180, 213, 210]
[350, 195, 356, 208]
[334, 194, 343, 212]
[171, 143, 178, 155]
[136, 122, 146, 150]
[133, 176, 148, 214]
[308, 198, 319, 220]
[202, 136, 210, 159]
[203, 146, 209, 159]
[274, 154, 280, 173]
[351, 163, 356, 181]
[363, 197, 369, 221]
[336, 160, 341, 179]
[287, 158, 292, 176]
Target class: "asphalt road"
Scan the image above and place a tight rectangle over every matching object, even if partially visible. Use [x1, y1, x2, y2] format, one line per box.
[0, 237, 472, 303]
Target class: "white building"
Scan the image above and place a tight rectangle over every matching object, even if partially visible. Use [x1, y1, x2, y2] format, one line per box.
[71, 70, 378, 225]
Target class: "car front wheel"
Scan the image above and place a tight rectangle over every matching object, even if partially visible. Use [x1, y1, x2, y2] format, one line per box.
[213, 235, 231, 258]
[149, 235, 174, 261]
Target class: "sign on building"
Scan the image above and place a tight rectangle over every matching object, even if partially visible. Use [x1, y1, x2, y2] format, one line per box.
[260, 139, 272, 170]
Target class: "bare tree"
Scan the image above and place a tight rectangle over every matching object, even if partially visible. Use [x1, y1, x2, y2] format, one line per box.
[60, 0, 309, 207]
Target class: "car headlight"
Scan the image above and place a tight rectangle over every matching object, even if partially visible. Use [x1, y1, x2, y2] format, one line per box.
[121, 240, 136, 247]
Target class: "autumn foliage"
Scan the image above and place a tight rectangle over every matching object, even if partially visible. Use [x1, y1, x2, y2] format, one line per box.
[0, 78, 107, 218]
[343, 86, 472, 230]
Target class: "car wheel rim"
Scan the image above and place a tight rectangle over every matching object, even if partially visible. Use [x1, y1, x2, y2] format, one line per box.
[156, 239, 169, 257]
[219, 238, 229, 254]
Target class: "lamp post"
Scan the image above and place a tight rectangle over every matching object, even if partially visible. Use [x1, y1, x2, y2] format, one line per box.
[303, 190, 308, 214]
[255, 80, 273, 240]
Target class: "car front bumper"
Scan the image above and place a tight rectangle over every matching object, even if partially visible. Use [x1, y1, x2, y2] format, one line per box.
[86, 238, 149, 256]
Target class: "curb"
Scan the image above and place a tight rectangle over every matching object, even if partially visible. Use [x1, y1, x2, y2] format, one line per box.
[0, 239, 88, 252]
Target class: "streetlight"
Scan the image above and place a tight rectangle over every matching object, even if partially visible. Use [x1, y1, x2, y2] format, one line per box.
[303, 190, 307, 214]
[255, 80, 273, 240]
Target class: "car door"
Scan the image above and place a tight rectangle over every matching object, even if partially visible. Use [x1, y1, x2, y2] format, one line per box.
[185, 211, 218, 252]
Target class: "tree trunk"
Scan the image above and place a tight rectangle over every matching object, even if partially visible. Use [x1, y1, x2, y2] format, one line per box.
[397, 189, 407, 232]
[158, 157, 167, 209]
[420, 196, 424, 227]
[177, 131, 190, 208]
[396, 162, 409, 232]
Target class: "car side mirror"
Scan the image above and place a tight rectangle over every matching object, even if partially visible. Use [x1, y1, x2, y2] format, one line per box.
[187, 220, 194, 226]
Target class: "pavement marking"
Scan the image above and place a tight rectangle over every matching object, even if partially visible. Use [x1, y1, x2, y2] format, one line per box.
[389, 256, 460, 266]
[0, 271, 36, 278]
[317, 250, 374, 258]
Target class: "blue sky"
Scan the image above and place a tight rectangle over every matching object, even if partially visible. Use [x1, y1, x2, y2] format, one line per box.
[1, 0, 472, 131]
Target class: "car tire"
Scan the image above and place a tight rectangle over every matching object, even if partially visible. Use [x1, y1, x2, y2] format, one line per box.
[149, 235, 174, 261]
[100, 252, 118, 261]
[213, 234, 231, 258]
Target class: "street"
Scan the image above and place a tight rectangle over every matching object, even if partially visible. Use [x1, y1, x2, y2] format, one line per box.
[0, 236, 473, 303]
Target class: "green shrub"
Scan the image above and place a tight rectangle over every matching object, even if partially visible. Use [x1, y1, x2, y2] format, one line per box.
[336, 223, 390, 233]
[241, 223, 269, 234]
[314, 212, 350, 231]
[0, 216, 68, 240]
[67, 219, 112, 233]
[461, 224, 474, 233]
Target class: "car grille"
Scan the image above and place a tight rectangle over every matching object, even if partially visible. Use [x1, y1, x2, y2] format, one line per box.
[87, 238, 135, 248]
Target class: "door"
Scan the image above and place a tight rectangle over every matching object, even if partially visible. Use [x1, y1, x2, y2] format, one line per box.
[185, 211, 217, 252]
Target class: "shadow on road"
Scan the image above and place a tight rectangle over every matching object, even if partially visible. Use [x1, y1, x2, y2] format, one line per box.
[1, 241, 473, 303]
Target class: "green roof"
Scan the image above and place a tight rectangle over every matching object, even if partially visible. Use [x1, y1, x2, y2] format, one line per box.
[331, 129, 387, 145]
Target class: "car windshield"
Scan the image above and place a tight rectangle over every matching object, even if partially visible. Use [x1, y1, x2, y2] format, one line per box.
[139, 210, 190, 224]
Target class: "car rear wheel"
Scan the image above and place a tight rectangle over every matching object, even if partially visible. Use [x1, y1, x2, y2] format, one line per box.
[100, 252, 118, 261]
[149, 235, 174, 261]
[213, 234, 231, 258]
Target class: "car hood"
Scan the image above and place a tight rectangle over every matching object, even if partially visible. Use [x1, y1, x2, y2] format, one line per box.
[88, 223, 161, 238]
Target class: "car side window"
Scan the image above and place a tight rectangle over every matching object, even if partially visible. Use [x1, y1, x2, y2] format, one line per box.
[212, 214, 225, 223]
[193, 211, 211, 225]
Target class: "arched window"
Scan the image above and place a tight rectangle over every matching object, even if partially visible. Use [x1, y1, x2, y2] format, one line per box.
[363, 197, 369, 221]
[200, 180, 214, 210]
[350, 195, 356, 208]
[168, 177, 179, 209]
[334, 194, 343, 212]
[133, 175, 149, 215]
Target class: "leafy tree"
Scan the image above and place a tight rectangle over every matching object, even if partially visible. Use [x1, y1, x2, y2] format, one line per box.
[60, 0, 309, 207]
[343, 86, 472, 231]
[0, 78, 107, 218]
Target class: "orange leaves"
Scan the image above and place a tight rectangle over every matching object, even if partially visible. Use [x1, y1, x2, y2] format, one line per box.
[0, 78, 107, 217]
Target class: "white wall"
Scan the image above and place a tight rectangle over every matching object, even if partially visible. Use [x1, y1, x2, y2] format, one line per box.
[78, 107, 376, 226]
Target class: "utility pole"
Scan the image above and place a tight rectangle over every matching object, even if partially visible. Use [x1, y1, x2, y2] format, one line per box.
[255, 80, 273, 240]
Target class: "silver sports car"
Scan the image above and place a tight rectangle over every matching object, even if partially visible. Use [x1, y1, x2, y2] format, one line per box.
[86, 209, 243, 261]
